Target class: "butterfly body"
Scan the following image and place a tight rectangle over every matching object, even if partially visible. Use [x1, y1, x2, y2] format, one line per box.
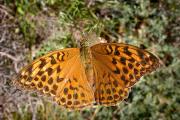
[15, 43, 160, 109]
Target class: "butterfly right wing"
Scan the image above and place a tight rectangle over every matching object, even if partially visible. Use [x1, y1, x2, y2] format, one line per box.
[15, 48, 95, 109]
[91, 43, 160, 105]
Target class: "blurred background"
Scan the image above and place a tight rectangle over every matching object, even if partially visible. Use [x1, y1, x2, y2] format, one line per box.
[0, 0, 179, 120]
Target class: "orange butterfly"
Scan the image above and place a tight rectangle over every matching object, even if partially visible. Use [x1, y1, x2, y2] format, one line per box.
[15, 42, 160, 109]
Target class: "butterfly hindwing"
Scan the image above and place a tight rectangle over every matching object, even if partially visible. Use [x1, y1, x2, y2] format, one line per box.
[91, 43, 160, 105]
[16, 48, 95, 109]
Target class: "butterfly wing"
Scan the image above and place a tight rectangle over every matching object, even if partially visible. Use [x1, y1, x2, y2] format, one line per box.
[91, 43, 160, 105]
[15, 48, 95, 109]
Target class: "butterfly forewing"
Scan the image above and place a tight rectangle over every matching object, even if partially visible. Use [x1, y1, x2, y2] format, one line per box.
[16, 48, 95, 109]
[91, 43, 160, 105]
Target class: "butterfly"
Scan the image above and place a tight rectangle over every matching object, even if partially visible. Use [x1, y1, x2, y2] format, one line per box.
[15, 42, 160, 109]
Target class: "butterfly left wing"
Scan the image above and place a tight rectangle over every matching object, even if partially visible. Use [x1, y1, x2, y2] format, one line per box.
[91, 43, 160, 105]
[14, 48, 95, 109]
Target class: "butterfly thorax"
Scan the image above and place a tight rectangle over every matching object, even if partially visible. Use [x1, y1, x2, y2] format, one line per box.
[80, 42, 95, 90]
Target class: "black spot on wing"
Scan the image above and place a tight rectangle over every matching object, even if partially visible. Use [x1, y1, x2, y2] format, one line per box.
[41, 75, 46, 81]
[113, 67, 120, 74]
[39, 58, 46, 68]
[114, 46, 120, 55]
[57, 52, 61, 61]
[56, 65, 61, 73]
[121, 75, 126, 81]
[27, 66, 33, 73]
[134, 68, 139, 75]
[124, 46, 132, 56]
[120, 57, 126, 65]
[112, 58, 117, 65]
[46, 68, 53, 76]
[129, 58, 135, 63]
[61, 52, 65, 61]
[57, 76, 63, 82]
[123, 67, 128, 74]
[37, 71, 44, 76]
[128, 63, 133, 69]
[48, 77, 53, 84]
[50, 56, 57, 64]
[105, 45, 113, 55]
[63, 88, 68, 95]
